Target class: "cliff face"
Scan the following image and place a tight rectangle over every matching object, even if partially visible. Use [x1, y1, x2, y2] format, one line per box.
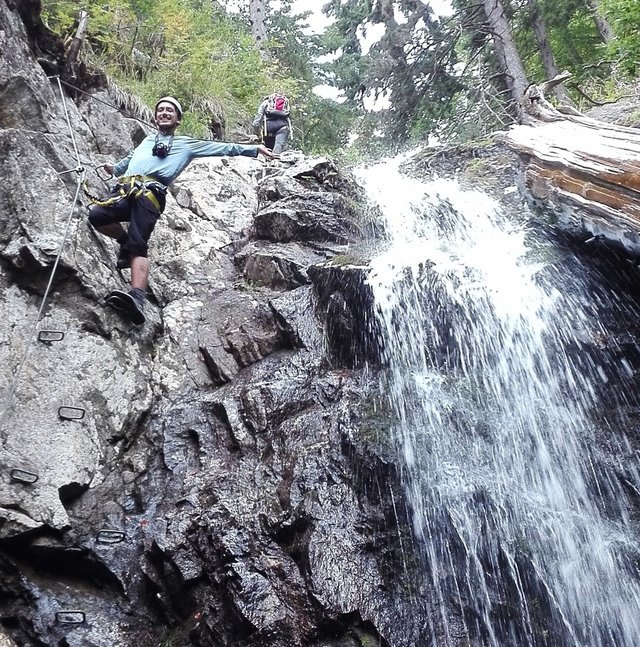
[0, 3, 426, 646]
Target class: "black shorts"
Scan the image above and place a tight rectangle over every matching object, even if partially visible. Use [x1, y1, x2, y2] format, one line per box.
[88, 187, 165, 258]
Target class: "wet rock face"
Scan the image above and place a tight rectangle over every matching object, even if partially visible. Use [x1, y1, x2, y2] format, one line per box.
[0, 3, 430, 647]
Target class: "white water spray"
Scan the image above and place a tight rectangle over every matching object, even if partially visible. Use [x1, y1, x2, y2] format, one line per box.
[358, 157, 640, 646]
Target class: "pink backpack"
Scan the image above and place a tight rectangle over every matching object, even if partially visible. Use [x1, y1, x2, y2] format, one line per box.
[265, 93, 290, 117]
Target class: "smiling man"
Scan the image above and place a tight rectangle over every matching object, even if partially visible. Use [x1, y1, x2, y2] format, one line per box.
[88, 96, 275, 325]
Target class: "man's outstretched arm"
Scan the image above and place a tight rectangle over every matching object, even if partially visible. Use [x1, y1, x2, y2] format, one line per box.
[185, 138, 277, 159]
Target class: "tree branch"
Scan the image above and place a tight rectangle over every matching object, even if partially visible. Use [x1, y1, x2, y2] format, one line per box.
[568, 82, 638, 107]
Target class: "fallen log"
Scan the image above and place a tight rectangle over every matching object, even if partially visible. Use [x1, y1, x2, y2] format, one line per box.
[499, 77, 640, 256]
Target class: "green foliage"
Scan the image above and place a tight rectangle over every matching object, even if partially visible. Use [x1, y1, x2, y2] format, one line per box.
[600, 0, 640, 75]
[441, 0, 519, 139]
[329, 253, 368, 266]
[505, 0, 640, 108]
[322, 0, 371, 99]
[447, 0, 640, 135]
[40, 0, 346, 144]
[40, 0, 640, 152]
[511, 0, 605, 88]
[295, 94, 356, 153]
[259, 0, 359, 152]
[44, 0, 137, 41]
[320, 1, 465, 148]
[266, 0, 320, 86]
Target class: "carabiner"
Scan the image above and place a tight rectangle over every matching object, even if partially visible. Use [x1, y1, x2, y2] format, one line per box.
[95, 164, 114, 182]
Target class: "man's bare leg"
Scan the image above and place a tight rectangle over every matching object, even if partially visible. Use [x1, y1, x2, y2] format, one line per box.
[104, 255, 147, 324]
[130, 256, 149, 291]
[95, 222, 130, 268]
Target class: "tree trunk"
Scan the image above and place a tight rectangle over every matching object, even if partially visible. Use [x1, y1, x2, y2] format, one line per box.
[373, 0, 394, 21]
[587, 0, 615, 42]
[371, 0, 419, 139]
[64, 10, 89, 79]
[525, 0, 570, 104]
[249, 0, 269, 56]
[482, 0, 530, 118]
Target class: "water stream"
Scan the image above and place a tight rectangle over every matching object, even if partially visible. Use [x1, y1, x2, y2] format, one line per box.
[357, 158, 640, 646]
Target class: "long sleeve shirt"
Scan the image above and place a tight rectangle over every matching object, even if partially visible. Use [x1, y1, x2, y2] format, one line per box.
[112, 134, 260, 186]
[252, 100, 269, 129]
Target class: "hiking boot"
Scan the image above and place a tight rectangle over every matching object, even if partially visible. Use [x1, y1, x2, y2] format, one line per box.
[116, 247, 131, 269]
[105, 289, 146, 325]
[130, 293, 145, 322]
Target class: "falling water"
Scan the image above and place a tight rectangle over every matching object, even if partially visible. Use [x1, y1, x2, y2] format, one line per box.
[358, 157, 640, 646]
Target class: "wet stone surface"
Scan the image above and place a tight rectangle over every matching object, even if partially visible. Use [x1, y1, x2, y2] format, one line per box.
[0, 3, 431, 646]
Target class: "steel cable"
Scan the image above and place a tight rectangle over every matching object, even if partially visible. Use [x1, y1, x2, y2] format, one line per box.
[0, 77, 86, 443]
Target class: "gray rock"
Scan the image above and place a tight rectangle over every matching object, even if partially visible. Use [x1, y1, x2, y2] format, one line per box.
[0, 3, 427, 646]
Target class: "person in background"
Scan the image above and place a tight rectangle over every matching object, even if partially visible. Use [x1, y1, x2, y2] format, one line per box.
[88, 96, 275, 325]
[252, 91, 291, 155]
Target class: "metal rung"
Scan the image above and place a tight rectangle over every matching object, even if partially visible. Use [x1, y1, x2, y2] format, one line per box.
[57, 165, 85, 176]
[96, 529, 126, 545]
[38, 330, 65, 343]
[58, 406, 85, 421]
[55, 610, 86, 624]
[10, 468, 39, 484]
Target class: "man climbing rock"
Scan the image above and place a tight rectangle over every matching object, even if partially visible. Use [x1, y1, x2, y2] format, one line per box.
[88, 96, 275, 325]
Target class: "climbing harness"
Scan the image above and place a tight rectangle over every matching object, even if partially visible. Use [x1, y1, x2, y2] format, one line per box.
[2, 75, 133, 593]
[46, 79, 166, 212]
[0, 76, 86, 442]
[83, 174, 166, 211]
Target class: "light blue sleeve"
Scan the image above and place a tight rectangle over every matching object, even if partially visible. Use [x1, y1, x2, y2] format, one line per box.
[185, 138, 259, 159]
[113, 149, 134, 177]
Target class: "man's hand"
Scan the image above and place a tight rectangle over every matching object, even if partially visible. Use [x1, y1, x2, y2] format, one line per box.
[256, 145, 278, 159]
[95, 163, 114, 181]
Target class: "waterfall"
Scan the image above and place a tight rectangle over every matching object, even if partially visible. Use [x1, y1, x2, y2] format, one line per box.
[357, 157, 640, 646]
